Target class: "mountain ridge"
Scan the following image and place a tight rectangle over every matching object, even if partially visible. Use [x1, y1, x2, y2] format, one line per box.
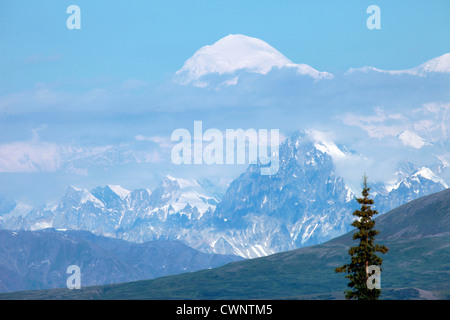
[175, 34, 450, 87]
[0, 131, 447, 259]
[0, 228, 242, 293]
[3, 188, 448, 300]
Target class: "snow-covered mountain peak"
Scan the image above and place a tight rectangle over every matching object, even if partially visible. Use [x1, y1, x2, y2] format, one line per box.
[415, 53, 450, 74]
[65, 185, 90, 197]
[67, 185, 82, 192]
[385, 164, 448, 193]
[308, 130, 347, 160]
[165, 175, 200, 189]
[412, 167, 449, 188]
[397, 130, 428, 149]
[175, 34, 332, 86]
[63, 185, 104, 207]
[2, 141, 448, 259]
[346, 53, 450, 76]
[176, 34, 290, 81]
[106, 185, 131, 199]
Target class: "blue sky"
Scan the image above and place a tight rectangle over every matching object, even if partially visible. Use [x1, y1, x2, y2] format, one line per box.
[0, 0, 449, 204]
[1, 0, 449, 93]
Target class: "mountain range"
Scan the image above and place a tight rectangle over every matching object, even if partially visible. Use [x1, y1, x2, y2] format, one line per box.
[0, 131, 447, 259]
[3, 186, 448, 300]
[175, 34, 450, 88]
[0, 33, 449, 299]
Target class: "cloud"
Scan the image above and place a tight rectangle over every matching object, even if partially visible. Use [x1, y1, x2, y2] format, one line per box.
[0, 140, 62, 173]
[133, 150, 165, 164]
[341, 103, 450, 145]
[342, 107, 407, 139]
[65, 165, 89, 176]
[416, 102, 450, 141]
[1, 44, 449, 197]
[0, 81, 155, 116]
[135, 135, 173, 149]
[23, 54, 62, 65]
[120, 79, 150, 92]
[0, 137, 170, 173]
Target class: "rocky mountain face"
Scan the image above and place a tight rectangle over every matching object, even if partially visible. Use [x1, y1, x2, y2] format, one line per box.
[372, 163, 449, 215]
[208, 131, 357, 256]
[0, 132, 447, 259]
[2, 177, 220, 240]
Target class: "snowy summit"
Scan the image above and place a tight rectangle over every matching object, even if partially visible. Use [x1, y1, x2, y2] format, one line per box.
[397, 130, 428, 149]
[175, 34, 333, 86]
[346, 53, 450, 76]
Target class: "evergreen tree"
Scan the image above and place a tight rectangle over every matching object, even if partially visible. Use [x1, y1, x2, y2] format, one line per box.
[335, 175, 388, 300]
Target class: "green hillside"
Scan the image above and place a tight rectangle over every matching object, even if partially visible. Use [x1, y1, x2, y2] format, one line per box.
[2, 189, 449, 300]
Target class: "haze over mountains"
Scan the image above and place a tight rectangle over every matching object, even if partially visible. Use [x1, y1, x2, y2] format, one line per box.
[1, 33, 449, 205]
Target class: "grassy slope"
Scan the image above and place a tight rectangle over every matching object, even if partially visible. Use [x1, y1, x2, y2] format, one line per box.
[1, 189, 449, 300]
[1, 234, 448, 300]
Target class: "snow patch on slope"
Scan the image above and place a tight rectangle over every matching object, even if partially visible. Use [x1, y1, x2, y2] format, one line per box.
[107, 185, 131, 199]
[412, 167, 448, 188]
